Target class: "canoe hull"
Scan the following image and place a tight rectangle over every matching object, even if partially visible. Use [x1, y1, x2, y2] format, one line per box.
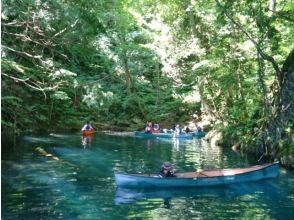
[82, 130, 95, 136]
[115, 162, 279, 188]
[192, 131, 205, 139]
[114, 180, 278, 204]
[134, 131, 193, 139]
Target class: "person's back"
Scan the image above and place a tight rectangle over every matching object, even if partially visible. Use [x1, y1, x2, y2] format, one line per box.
[81, 122, 93, 132]
[185, 127, 191, 133]
[153, 124, 160, 133]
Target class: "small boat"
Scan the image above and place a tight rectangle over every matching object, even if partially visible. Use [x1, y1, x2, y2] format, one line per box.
[134, 131, 193, 139]
[82, 129, 95, 136]
[192, 131, 205, 139]
[114, 162, 279, 188]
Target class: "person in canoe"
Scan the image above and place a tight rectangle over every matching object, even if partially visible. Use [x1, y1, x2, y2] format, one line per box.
[172, 124, 182, 137]
[145, 122, 154, 134]
[159, 161, 176, 178]
[81, 121, 94, 132]
[81, 121, 94, 148]
[184, 126, 191, 133]
[196, 125, 203, 132]
[171, 124, 176, 132]
[153, 123, 160, 133]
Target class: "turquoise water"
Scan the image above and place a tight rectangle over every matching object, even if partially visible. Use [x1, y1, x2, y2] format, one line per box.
[2, 133, 294, 219]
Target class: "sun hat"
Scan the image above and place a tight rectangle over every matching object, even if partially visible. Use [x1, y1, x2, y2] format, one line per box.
[162, 161, 173, 171]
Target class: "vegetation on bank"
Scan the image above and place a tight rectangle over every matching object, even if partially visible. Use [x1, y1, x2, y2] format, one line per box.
[2, 0, 293, 160]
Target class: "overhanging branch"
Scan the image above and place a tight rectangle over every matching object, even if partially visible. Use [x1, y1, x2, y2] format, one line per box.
[215, 0, 281, 78]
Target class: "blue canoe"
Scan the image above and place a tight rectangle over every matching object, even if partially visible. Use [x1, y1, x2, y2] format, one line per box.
[115, 162, 279, 188]
[192, 131, 205, 139]
[134, 131, 193, 139]
[114, 180, 279, 204]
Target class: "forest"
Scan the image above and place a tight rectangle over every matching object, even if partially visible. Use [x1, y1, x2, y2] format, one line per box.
[1, 0, 293, 166]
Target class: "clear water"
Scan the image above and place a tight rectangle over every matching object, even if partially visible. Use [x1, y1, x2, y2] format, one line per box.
[2, 133, 294, 219]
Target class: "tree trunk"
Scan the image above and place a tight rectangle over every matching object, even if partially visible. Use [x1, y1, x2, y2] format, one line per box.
[120, 39, 146, 118]
[155, 61, 160, 105]
[267, 49, 294, 157]
[236, 62, 247, 118]
[122, 50, 132, 94]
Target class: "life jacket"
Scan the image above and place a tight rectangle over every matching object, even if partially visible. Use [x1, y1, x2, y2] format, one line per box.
[159, 170, 176, 178]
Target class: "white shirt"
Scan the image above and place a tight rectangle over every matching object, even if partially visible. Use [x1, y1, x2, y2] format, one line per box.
[81, 124, 93, 131]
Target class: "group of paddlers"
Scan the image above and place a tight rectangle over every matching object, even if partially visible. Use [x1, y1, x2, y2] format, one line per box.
[81, 121, 201, 177]
[144, 122, 203, 134]
[144, 122, 161, 133]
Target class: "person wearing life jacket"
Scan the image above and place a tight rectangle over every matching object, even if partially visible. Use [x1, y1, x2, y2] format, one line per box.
[159, 161, 176, 178]
[197, 125, 203, 132]
[153, 123, 160, 133]
[145, 122, 154, 133]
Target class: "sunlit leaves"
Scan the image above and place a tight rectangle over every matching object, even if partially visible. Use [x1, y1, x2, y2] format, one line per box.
[1, 0, 292, 142]
[51, 91, 70, 101]
[1, 59, 25, 74]
[50, 69, 77, 80]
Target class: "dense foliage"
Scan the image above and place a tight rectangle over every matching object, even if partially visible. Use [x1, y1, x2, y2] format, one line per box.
[2, 0, 293, 158]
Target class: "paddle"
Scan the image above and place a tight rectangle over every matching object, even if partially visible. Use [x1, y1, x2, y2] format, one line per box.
[195, 169, 209, 177]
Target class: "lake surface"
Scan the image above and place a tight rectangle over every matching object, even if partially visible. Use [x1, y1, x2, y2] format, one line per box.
[2, 133, 294, 219]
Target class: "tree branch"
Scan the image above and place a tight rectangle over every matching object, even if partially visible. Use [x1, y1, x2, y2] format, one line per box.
[52, 19, 79, 38]
[2, 45, 43, 59]
[215, 0, 281, 77]
[2, 72, 47, 99]
[2, 31, 53, 46]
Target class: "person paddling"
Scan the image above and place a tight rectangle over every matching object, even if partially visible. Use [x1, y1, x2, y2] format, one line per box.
[81, 121, 94, 148]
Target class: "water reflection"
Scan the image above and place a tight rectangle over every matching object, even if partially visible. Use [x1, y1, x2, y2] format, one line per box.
[23, 136, 55, 144]
[114, 180, 280, 205]
[146, 139, 159, 149]
[166, 139, 225, 172]
[173, 138, 180, 151]
[82, 135, 93, 148]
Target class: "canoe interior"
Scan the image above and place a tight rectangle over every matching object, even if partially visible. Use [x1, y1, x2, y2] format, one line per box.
[115, 162, 279, 188]
[132, 163, 278, 179]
